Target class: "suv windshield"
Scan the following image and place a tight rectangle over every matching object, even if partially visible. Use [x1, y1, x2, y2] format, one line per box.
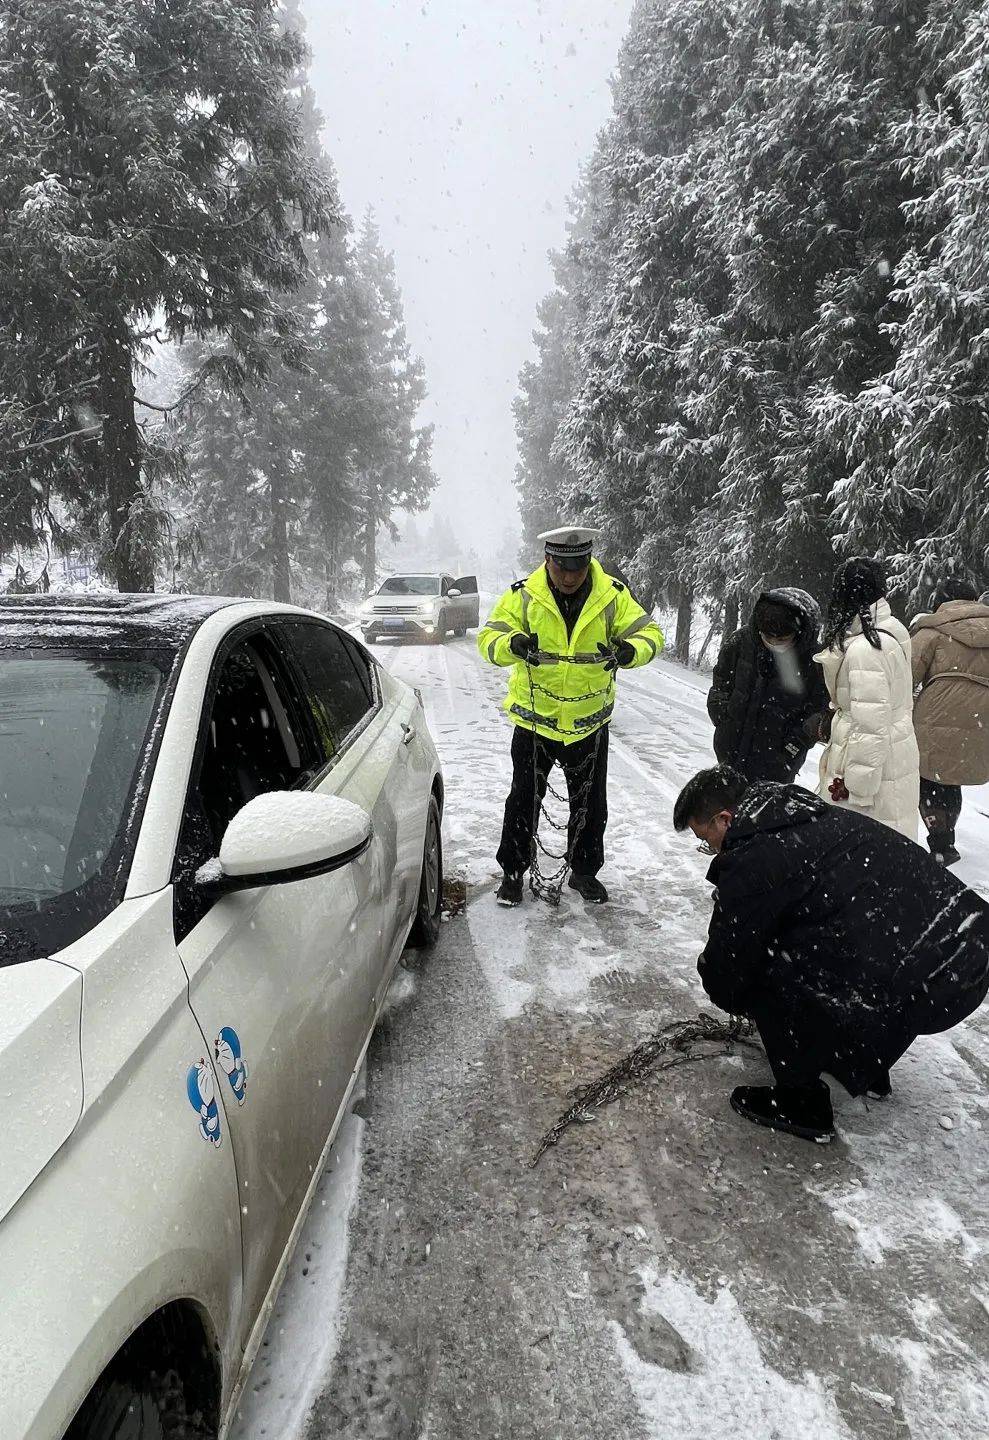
[377, 576, 440, 596]
[0, 653, 167, 962]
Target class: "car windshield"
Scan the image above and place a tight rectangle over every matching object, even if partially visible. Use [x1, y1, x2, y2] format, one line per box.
[377, 576, 440, 596]
[0, 653, 167, 961]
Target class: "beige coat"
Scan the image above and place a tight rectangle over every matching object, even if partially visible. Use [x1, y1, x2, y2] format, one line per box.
[816, 600, 920, 839]
[911, 600, 989, 786]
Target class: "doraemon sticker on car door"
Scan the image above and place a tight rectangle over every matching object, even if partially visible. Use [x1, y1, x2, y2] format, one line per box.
[187, 1060, 223, 1148]
[215, 1026, 248, 1105]
[186, 1026, 249, 1147]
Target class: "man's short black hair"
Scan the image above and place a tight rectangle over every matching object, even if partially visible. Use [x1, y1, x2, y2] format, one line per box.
[673, 766, 749, 831]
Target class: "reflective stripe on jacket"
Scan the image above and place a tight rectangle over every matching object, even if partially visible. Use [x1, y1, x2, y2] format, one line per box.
[477, 560, 665, 743]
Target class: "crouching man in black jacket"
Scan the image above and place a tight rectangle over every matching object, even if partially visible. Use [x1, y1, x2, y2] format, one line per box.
[674, 766, 989, 1143]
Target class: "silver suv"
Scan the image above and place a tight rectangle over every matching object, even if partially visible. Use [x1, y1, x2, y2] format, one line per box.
[360, 573, 480, 643]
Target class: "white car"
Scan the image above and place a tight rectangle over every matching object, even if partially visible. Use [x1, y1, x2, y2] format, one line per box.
[0, 594, 443, 1440]
[359, 572, 480, 643]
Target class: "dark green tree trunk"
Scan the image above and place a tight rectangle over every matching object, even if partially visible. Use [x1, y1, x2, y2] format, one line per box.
[324, 530, 341, 612]
[674, 584, 694, 664]
[269, 466, 292, 603]
[100, 314, 153, 593]
[362, 514, 377, 595]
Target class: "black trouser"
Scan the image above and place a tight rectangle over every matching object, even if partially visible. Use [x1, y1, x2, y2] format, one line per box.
[497, 724, 609, 878]
[750, 1004, 830, 1088]
[751, 1000, 913, 1096]
[920, 778, 963, 855]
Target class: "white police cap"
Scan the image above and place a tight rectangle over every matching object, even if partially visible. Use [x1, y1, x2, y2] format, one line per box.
[538, 526, 600, 563]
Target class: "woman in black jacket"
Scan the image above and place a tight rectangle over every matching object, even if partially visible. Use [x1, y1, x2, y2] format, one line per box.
[707, 588, 829, 782]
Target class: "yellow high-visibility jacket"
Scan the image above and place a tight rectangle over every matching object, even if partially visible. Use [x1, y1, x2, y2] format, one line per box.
[478, 560, 665, 743]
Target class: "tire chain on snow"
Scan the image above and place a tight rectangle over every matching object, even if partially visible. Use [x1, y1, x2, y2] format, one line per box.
[523, 660, 614, 907]
[531, 1012, 758, 1165]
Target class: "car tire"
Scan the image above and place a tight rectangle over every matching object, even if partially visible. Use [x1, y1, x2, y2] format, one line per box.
[454, 626, 467, 638]
[68, 1367, 211, 1440]
[408, 795, 443, 948]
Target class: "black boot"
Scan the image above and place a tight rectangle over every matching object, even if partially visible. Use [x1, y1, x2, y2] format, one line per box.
[865, 1065, 892, 1100]
[496, 872, 525, 907]
[568, 873, 609, 904]
[927, 827, 961, 866]
[730, 1080, 835, 1144]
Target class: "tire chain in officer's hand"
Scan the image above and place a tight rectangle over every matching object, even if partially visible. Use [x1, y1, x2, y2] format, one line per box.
[510, 631, 541, 665]
[597, 640, 636, 672]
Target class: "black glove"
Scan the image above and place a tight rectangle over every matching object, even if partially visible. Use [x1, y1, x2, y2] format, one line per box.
[510, 631, 540, 665]
[801, 711, 831, 745]
[597, 642, 619, 673]
[599, 640, 635, 670]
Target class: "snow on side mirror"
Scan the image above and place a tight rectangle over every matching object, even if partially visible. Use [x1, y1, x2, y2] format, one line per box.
[196, 791, 372, 893]
[447, 587, 462, 598]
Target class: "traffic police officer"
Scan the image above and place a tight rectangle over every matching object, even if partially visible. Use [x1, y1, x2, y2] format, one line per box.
[478, 526, 665, 905]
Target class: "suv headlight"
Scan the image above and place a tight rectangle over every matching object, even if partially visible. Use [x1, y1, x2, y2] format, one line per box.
[359, 599, 375, 617]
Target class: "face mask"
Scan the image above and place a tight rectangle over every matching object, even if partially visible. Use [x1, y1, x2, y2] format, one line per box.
[760, 633, 795, 652]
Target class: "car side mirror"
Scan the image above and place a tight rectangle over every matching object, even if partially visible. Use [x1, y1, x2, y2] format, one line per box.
[447, 587, 462, 598]
[195, 791, 372, 895]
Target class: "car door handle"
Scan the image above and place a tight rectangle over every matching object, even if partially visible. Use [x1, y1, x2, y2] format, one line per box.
[401, 723, 416, 746]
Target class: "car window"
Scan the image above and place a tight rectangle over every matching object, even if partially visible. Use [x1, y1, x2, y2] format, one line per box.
[173, 633, 314, 938]
[338, 631, 376, 710]
[0, 651, 169, 963]
[195, 636, 311, 853]
[284, 621, 377, 766]
[377, 576, 440, 596]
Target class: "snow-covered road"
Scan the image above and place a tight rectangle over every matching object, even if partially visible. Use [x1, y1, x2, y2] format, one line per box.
[235, 634, 989, 1440]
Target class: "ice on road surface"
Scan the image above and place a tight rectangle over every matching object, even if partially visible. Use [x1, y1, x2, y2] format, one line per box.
[240, 635, 989, 1440]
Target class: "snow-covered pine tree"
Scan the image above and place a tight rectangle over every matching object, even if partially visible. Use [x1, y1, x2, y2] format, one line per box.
[552, 0, 750, 654]
[170, 208, 377, 605]
[518, 0, 954, 643]
[816, 1, 989, 605]
[513, 266, 584, 559]
[352, 212, 436, 593]
[0, 0, 335, 589]
[682, 0, 926, 605]
[172, 207, 435, 605]
[169, 0, 428, 608]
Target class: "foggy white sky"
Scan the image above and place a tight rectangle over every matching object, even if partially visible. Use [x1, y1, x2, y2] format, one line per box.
[302, 0, 635, 544]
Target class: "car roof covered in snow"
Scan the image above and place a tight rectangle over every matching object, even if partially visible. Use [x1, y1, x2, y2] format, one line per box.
[0, 593, 244, 653]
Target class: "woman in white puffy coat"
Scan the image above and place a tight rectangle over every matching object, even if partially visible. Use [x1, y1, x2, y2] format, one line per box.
[816, 558, 920, 839]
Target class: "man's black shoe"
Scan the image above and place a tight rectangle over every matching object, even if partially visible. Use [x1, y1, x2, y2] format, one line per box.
[568, 873, 609, 904]
[729, 1081, 835, 1144]
[933, 846, 962, 866]
[496, 872, 524, 907]
[865, 1066, 892, 1100]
